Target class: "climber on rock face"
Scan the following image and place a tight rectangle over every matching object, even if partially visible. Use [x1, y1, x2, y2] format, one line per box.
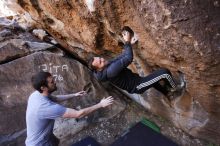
[88, 26, 185, 105]
[25, 71, 114, 146]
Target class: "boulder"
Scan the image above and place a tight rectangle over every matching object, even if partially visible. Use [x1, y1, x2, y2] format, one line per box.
[3, 0, 220, 144]
[0, 17, 55, 64]
[0, 52, 125, 145]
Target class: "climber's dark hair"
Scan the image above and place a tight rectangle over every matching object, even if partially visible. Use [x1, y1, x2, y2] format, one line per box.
[31, 71, 52, 93]
[88, 57, 96, 71]
[122, 26, 134, 37]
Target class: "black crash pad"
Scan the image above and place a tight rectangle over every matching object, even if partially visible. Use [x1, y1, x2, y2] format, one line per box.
[70, 136, 101, 146]
[110, 122, 178, 146]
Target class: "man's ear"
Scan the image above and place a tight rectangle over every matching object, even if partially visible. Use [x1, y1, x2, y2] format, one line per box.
[40, 86, 47, 91]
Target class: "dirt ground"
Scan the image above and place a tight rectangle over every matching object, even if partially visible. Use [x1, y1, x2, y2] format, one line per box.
[60, 99, 217, 146]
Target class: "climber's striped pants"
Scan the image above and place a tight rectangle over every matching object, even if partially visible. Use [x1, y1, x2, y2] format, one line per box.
[133, 69, 177, 95]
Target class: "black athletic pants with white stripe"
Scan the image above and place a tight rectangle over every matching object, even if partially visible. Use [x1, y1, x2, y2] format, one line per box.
[133, 69, 177, 95]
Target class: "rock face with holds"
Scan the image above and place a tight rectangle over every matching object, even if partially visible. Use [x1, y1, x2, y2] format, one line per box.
[0, 18, 126, 145]
[1, 0, 220, 144]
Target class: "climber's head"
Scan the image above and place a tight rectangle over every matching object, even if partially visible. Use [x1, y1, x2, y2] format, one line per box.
[88, 57, 108, 71]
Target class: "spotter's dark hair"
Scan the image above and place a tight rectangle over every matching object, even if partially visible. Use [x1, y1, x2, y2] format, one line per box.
[31, 71, 52, 93]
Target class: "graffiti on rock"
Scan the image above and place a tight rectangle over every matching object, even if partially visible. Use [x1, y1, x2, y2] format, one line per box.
[39, 63, 68, 81]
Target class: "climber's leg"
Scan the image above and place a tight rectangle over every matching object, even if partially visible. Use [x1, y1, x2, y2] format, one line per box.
[133, 68, 177, 94]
